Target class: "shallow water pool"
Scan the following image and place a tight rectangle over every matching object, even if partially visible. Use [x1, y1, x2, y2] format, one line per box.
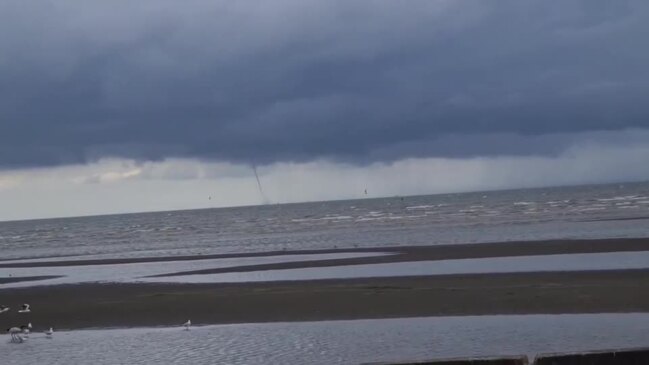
[142, 250, 649, 284]
[3, 313, 649, 364]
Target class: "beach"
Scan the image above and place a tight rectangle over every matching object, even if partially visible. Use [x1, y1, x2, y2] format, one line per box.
[3, 5, 649, 361]
[2, 238, 649, 330]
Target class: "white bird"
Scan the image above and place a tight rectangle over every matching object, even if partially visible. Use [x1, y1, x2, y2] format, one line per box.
[18, 304, 30, 313]
[0, 305, 9, 314]
[7, 326, 26, 343]
[45, 327, 54, 337]
[183, 319, 191, 331]
[22, 323, 31, 337]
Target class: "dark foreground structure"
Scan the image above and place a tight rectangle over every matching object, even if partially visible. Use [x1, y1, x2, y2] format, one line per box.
[534, 347, 649, 364]
[371, 355, 528, 364]
[370, 347, 649, 365]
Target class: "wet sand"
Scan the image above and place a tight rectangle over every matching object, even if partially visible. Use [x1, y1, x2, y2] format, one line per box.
[1, 238, 649, 330]
[0, 275, 61, 284]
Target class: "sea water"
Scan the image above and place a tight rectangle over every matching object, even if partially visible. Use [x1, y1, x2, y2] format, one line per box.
[1, 181, 649, 261]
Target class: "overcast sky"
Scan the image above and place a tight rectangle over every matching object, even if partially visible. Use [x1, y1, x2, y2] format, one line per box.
[1, 1, 648, 220]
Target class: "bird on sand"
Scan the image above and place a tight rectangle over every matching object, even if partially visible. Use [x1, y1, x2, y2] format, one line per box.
[7, 326, 27, 343]
[18, 304, 30, 313]
[22, 323, 32, 337]
[183, 320, 191, 331]
[45, 327, 54, 338]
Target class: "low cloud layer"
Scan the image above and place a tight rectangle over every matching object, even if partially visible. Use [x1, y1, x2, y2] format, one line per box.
[2, 130, 649, 221]
[1, 1, 648, 168]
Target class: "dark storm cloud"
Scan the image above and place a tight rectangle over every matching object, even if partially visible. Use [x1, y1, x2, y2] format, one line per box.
[1, 0, 648, 168]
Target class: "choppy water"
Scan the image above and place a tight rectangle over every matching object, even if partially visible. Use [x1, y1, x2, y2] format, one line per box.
[3, 314, 649, 364]
[1, 181, 649, 261]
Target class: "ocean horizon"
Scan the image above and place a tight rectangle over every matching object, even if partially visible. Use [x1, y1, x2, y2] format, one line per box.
[2, 180, 648, 261]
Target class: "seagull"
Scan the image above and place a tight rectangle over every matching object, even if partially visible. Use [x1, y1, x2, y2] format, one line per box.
[22, 323, 32, 337]
[0, 305, 9, 314]
[18, 304, 30, 313]
[45, 327, 54, 337]
[183, 319, 191, 331]
[7, 326, 27, 343]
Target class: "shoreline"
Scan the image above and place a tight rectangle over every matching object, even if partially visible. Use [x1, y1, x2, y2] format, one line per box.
[2, 237, 649, 330]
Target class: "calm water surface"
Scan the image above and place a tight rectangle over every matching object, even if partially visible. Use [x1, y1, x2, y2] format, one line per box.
[4, 251, 648, 288]
[141, 251, 649, 284]
[3, 314, 649, 364]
